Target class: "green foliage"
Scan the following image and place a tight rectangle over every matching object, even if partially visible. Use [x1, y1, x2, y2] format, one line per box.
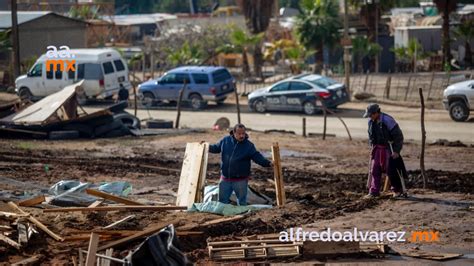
[167, 41, 202, 66]
[352, 36, 382, 59]
[68, 5, 99, 19]
[296, 0, 341, 50]
[230, 28, 263, 51]
[0, 30, 11, 52]
[454, 19, 474, 43]
[154, 0, 190, 13]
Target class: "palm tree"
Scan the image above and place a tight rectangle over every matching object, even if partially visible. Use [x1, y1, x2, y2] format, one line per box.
[434, 0, 457, 68]
[296, 0, 341, 73]
[352, 36, 382, 73]
[454, 19, 474, 67]
[227, 28, 263, 77]
[236, 0, 274, 80]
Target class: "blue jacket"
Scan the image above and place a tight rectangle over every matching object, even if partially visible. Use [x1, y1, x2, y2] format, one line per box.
[209, 134, 271, 179]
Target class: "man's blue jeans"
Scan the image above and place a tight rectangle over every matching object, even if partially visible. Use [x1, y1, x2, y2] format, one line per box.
[218, 178, 248, 206]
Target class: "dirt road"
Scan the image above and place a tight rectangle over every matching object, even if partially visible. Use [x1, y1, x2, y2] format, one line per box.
[125, 101, 474, 144]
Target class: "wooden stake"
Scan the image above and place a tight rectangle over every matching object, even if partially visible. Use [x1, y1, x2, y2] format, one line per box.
[363, 70, 369, 91]
[302, 117, 306, 137]
[405, 74, 412, 101]
[85, 189, 143, 206]
[7, 202, 64, 241]
[384, 72, 392, 99]
[234, 85, 241, 124]
[175, 80, 187, 129]
[271, 143, 285, 206]
[427, 71, 435, 99]
[383, 176, 391, 192]
[85, 233, 99, 266]
[419, 87, 426, 188]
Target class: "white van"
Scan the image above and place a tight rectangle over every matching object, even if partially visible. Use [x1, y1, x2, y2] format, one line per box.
[15, 48, 132, 101]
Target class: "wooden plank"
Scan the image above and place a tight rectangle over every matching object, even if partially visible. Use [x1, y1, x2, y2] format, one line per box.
[18, 195, 45, 207]
[271, 143, 286, 205]
[85, 233, 100, 266]
[11, 255, 44, 265]
[195, 143, 209, 203]
[176, 143, 206, 208]
[102, 215, 136, 229]
[7, 201, 64, 242]
[88, 200, 103, 208]
[303, 240, 360, 255]
[199, 215, 245, 227]
[43, 205, 187, 213]
[0, 211, 28, 218]
[12, 80, 83, 125]
[97, 219, 179, 251]
[85, 189, 143, 206]
[0, 234, 21, 249]
[397, 249, 463, 261]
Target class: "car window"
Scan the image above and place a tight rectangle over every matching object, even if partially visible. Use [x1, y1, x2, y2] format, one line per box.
[113, 60, 125, 72]
[306, 76, 337, 88]
[270, 82, 290, 92]
[192, 73, 209, 84]
[161, 73, 176, 84]
[29, 63, 42, 77]
[175, 73, 191, 84]
[290, 82, 312, 91]
[46, 64, 62, 80]
[103, 62, 115, 74]
[67, 63, 75, 80]
[78, 63, 104, 80]
[211, 69, 232, 83]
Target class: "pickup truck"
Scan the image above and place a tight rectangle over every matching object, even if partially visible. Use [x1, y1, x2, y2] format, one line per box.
[443, 80, 474, 122]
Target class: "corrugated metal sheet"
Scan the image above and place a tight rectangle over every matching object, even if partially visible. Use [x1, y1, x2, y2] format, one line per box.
[0, 11, 51, 29]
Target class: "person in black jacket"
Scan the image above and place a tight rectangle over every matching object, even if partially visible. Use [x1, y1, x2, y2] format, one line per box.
[364, 103, 405, 198]
[208, 124, 273, 205]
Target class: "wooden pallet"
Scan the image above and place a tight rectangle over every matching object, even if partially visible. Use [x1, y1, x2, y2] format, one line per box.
[208, 239, 301, 260]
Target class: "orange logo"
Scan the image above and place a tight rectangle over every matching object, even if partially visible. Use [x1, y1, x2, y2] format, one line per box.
[409, 231, 440, 242]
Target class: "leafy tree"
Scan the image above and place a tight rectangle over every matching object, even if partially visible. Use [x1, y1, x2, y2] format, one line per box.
[236, 0, 275, 79]
[167, 41, 202, 66]
[296, 0, 341, 73]
[434, 0, 457, 67]
[225, 28, 263, 76]
[352, 36, 382, 73]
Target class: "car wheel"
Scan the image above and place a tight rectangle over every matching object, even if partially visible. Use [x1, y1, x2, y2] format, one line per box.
[189, 94, 207, 110]
[18, 87, 33, 101]
[303, 101, 317, 115]
[449, 101, 469, 122]
[141, 92, 155, 108]
[254, 100, 266, 113]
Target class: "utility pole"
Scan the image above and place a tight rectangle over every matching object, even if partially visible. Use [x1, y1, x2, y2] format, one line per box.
[343, 0, 351, 95]
[11, 0, 20, 79]
[375, 1, 379, 73]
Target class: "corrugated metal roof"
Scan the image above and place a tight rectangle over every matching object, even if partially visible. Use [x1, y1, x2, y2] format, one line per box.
[103, 13, 177, 26]
[0, 11, 51, 29]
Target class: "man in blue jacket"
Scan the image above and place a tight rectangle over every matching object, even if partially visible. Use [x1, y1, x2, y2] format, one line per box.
[208, 123, 272, 205]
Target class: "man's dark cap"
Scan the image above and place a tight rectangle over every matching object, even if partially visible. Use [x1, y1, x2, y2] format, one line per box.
[363, 103, 380, 118]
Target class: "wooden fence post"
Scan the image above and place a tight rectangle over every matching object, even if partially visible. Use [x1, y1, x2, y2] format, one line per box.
[175, 80, 187, 129]
[419, 87, 426, 189]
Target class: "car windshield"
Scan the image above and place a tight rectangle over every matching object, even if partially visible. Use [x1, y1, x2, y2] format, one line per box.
[305, 77, 338, 88]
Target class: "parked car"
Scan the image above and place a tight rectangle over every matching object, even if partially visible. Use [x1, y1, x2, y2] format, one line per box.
[443, 80, 474, 122]
[248, 74, 350, 115]
[15, 49, 131, 101]
[138, 66, 235, 110]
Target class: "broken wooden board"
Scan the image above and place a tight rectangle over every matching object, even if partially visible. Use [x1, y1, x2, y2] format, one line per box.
[271, 142, 286, 205]
[0, 234, 21, 250]
[85, 189, 143, 206]
[208, 239, 301, 260]
[43, 205, 187, 213]
[85, 233, 100, 266]
[18, 195, 45, 207]
[7, 201, 64, 241]
[176, 142, 208, 208]
[97, 219, 179, 251]
[11, 255, 44, 266]
[12, 80, 84, 125]
[102, 215, 136, 229]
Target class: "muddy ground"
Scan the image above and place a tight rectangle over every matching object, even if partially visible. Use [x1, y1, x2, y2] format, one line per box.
[0, 130, 473, 265]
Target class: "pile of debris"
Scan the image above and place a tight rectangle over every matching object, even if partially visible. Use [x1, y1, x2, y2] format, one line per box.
[0, 81, 140, 140]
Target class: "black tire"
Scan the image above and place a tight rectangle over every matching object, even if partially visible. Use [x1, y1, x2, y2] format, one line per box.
[18, 87, 33, 101]
[141, 92, 155, 108]
[49, 130, 80, 140]
[94, 119, 124, 137]
[114, 112, 141, 129]
[302, 101, 317, 115]
[108, 101, 128, 114]
[84, 115, 114, 127]
[449, 101, 470, 122]
[146, 119, 173, 129]
[104, 125, 131, 138]
[253, 99, 266, 113]
[63, 123, 94, 138]
[189, 93, 207, 110]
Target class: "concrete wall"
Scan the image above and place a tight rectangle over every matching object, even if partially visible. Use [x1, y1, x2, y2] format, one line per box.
[18, 14, 87, 60]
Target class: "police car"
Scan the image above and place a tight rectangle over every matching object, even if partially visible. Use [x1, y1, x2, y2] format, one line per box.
[248, 74, 349, 115]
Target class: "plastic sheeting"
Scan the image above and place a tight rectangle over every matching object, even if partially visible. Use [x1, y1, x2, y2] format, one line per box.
[48, 180, 132, 207]
[188, 201, 272, 216]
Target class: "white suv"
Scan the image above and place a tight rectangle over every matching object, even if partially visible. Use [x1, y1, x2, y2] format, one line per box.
[443, 80, 474, 122]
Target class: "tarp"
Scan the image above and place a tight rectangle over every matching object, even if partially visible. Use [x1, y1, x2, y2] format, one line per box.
[48, 180, 132, 207]
[188, 201, 272, 216]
